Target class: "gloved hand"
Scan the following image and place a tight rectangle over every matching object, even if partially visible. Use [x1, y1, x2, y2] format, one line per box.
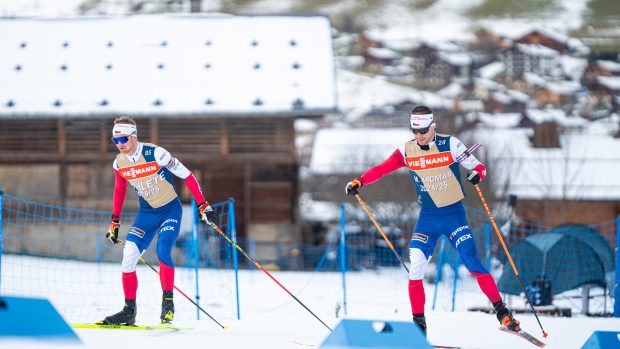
[467, 164, 487, 185]
[345, 178, 363, 196]
[106, 217, 120, 244]
[199, 201, 218, 226]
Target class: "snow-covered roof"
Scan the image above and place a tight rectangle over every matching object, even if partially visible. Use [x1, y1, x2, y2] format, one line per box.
[596, 60, 620, 73]
[524, 28, 570, 44]
[560, 55, 587, 81]
[491, 92, 512, 104]
[437, 82, 462, 99]
[457, 99, 484, 111]
[525, 108, 588, 128]
[473, 77, 504, 92]
[366, 47, 400, 60]
[597, 76, 620, 91]
[544, 80, 581, 95]
[523, 72, 548, 87]
[0, 14, 337, 117]
[477, 112, 522, 128]
[526, 108, 567, 124]
[428, 40, 464, 53]
[309, 127, 412, 175]
[516, 43, 559, 58]
[478, 62, 505, 80]
[438, 51, 471, 66]
[506, 89, 530, 103]
[464, 127, 620, 200]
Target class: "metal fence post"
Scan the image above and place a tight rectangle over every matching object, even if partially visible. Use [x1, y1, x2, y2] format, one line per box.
[228, 199, 241, 320]
[432, 237, 446, 310]
[451, 251, 459, 312]
[0, 188, 3, 291]
[485, 221, 491, 270]
[339, 203, 348, 315]
[615, 216, 620, 318]
[191, 199, 200, 320]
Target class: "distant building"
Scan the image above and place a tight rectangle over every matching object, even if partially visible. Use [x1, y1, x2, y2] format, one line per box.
[503, 43, 560, 82]
[583, 60, 620, 89]
[514, 28, 570, 53]
[361, 47, 402, 73]
[407, 41, 471, 90]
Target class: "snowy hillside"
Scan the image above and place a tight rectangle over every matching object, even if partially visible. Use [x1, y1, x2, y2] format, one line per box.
[0, 0, 593, 41]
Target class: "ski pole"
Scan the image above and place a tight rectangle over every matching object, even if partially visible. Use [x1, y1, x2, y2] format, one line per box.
[473, 186, 549, 338]
[354, 193, 410, 274]
[118, 239, 230, 330]
[208, 222, 333, 332]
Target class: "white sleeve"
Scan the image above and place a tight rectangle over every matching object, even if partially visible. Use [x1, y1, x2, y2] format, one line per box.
[450, 136, 481, 171]
[113, 159, 119, 171]
[154, 146, 191, 179]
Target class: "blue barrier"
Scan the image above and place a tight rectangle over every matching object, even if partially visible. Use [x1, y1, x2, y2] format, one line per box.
[581, 331, 620, 349]
[319, 319, 431, 349]
[0, 296, 79, 342]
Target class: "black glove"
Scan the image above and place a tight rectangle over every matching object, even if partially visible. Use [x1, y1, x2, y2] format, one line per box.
[106, 217, 120, 244]
[345, 178, 362, 196]
[467, 171, 481, 185]
[198, 201, 218, 226]
[467, 164, 487, 185]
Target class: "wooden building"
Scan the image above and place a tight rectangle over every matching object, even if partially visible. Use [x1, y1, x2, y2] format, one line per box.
[0, 15, 338, 242]
[514, 29, 569, 53]
[503, 43, 559, 82]
[582, 60, 620, 89]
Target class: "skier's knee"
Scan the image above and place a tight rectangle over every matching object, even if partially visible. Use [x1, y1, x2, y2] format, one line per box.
[121, 241, 141, 273]
[409, 248, 430, 280]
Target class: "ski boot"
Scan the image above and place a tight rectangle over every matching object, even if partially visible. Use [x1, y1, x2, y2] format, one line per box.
[412, 313, 427, 336]
[493, 301, 521, 332]
[99, 299, 136, 325]
[160, 290, 175, 323]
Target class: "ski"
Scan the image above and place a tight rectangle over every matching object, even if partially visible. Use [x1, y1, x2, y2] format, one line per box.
[499, 326, 545, 348]
[72, 323, 192, 331]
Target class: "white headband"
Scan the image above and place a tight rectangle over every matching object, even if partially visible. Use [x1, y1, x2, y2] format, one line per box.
[410, 113, 434, 129]
[112, 123, 137, 137]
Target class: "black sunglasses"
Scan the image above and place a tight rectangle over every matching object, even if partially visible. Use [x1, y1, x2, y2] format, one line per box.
[412, 126, 431, 135]
[111, 136, 130, 144]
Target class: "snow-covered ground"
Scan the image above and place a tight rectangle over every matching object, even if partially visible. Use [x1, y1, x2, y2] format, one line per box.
[1, 255, 619, 349]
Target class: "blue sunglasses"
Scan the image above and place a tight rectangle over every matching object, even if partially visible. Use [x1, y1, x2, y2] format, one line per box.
[111, 136, 130, 144]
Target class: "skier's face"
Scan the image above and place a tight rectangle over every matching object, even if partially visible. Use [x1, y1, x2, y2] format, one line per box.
[113, 134, 138, 155]
[413, 124, 435, 145]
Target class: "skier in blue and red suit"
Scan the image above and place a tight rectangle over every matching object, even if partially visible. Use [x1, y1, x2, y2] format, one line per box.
[100, 116, 218, 325]
[345, 105, 520, 336]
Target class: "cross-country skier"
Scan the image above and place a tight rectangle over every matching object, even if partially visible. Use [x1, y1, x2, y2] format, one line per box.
[345, 105, 520, 336]
[100, 116, 218, 325]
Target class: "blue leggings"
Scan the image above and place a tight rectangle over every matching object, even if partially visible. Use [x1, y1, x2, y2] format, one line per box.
[409, 201, 487, 274]
[125, 198, 182, 267]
